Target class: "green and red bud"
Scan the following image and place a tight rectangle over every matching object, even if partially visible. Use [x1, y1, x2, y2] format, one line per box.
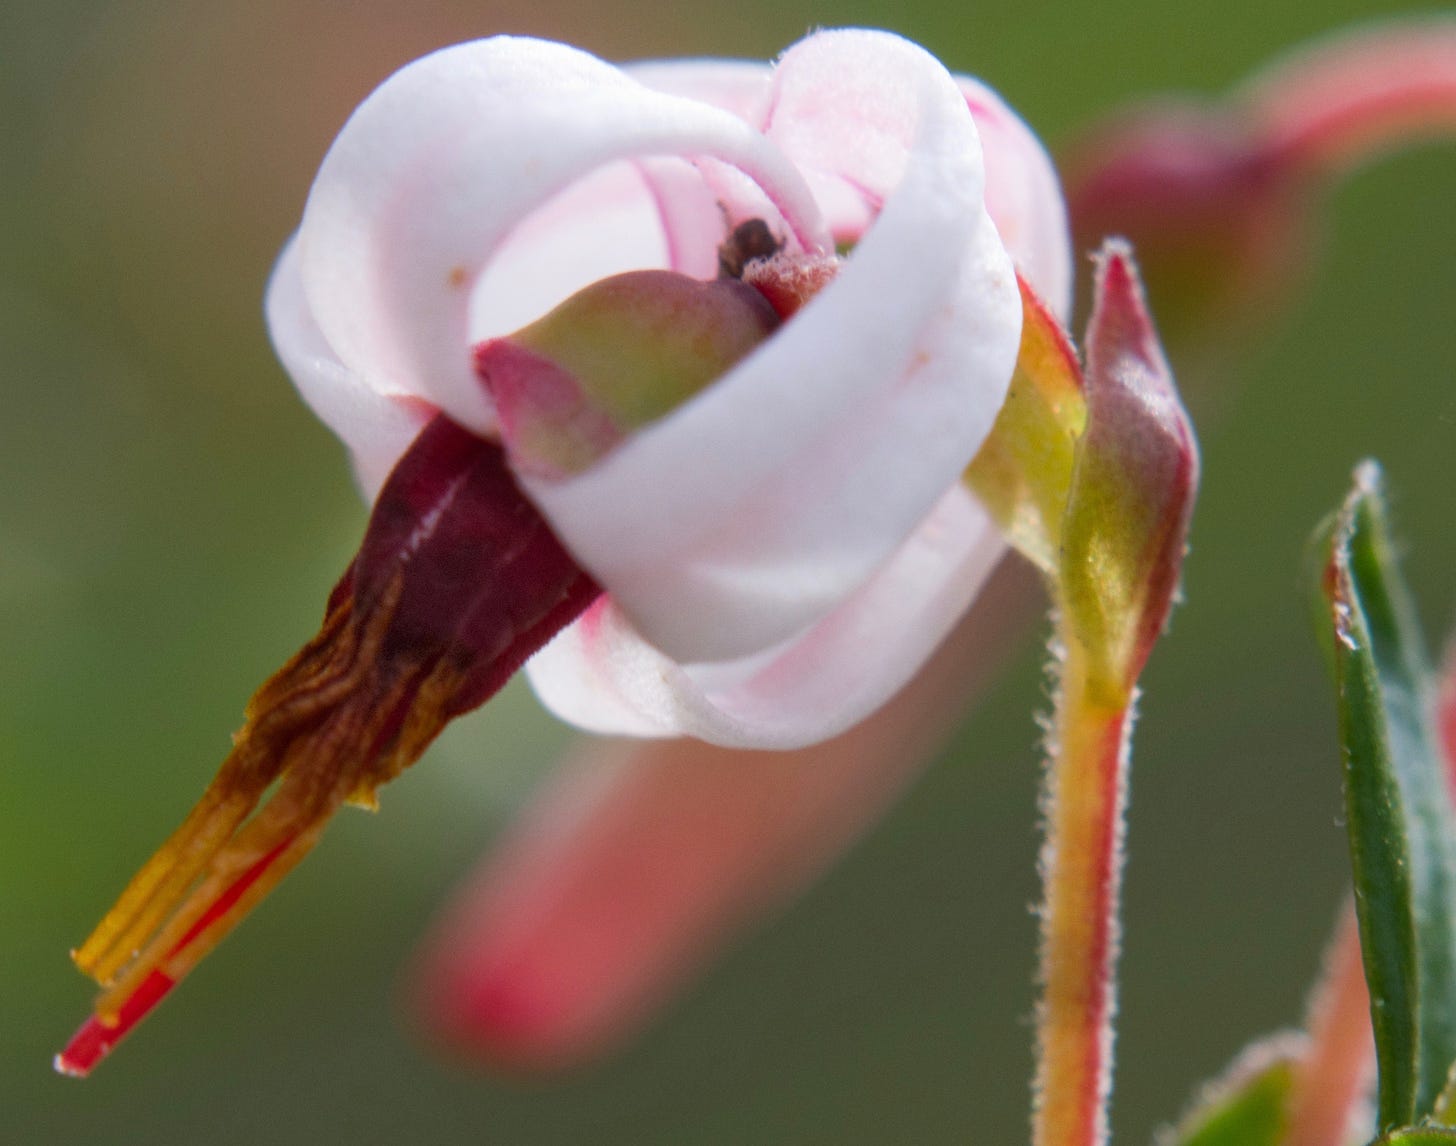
[477, 270, 782, 479]
[966, 244, 1196, 701]
[1060, 242, 1198, 700]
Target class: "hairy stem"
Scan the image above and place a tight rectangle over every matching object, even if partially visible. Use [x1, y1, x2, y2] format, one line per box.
[1032, 636, 1133, 1146]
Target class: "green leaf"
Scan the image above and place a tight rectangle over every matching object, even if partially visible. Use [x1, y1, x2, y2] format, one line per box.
[1316, 462, 1456, 1128]
[1372, 1129, 1456, 1144]
[1156, 1042, 1298, 1146]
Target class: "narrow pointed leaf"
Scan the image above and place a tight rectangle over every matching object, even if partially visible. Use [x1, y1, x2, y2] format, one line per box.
[1316, 462, 1456, 1127]
[1156, 1042, 1299, 1146]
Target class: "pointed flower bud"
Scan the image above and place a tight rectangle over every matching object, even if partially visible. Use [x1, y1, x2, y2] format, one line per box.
[1059, 242, 1198, 699]
[964, 244, 1196, 695]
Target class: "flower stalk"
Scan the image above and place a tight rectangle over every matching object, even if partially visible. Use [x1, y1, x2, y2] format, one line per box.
[1032, 639, 1133, 1146]
[971, 244, 1196, 1146]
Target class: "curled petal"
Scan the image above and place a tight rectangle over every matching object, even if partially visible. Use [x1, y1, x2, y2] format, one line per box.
[294, 35, 828, 435]
[526, 30, 1020, 664]
[528, 487, 1003, 747]
[956, 77, 1073, 321]
[630, 57, 1070, 315]
[270, 30, 1047, 736]
[266, 238, 433, 499]
[626, 58, 775, 124]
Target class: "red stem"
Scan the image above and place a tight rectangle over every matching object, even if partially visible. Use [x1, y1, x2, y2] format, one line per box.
[1242, 21, 1456, 176]
[1032, 654, 1133, 1146]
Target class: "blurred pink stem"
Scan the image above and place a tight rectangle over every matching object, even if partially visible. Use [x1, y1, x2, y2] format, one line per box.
[412, 559, 1039, 1068]
[1243, 21, 1456, 176]
[1285, 901, 1373, 1146]
[1438, 635, 1456, 803]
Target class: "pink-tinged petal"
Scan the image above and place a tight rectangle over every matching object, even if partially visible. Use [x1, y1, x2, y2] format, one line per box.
[265, 238, 434, 499]
[525, 30, 1020, 665]
[957, 77, 1073, 322]
[624, 58, 879, 239]
[630, 57, 1069, 292]
[464, 160, 676, 341]
[527, 487, 1003, 748]
[631, 157, 727, 281]
[625, 58, 774, 125]
[296, 35, 827, 435]
[411, 560, 1038, 1069]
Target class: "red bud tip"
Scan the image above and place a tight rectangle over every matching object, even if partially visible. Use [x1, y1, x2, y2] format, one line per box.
[1060, 242, 1198, 693]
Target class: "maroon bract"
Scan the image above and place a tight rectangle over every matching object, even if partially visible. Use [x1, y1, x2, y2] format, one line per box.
[59, 417, 599, 1076]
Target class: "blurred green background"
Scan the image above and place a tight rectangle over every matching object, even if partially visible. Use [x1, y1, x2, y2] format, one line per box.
[4, 0, 1455, 1142]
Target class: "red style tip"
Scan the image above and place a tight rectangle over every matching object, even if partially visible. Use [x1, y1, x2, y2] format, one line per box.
[61, 416, 600, 1074]
[55, 970, 177, 1078]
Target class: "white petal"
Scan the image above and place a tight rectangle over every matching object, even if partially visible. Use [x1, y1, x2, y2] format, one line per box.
[629, 55, 1070, 311]
[297, 36, 826, 436]
[957, 77, 1073, 321]
[523, 30, 1021, 664]
[265, 237, 432, 499]
[526, 486, 1004, 748]
[465, 160, 671, 341]
[625, 59, 773, 124]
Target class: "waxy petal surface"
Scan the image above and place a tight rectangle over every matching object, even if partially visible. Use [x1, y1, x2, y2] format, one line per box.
[295, 35, 826, 435]
[527, 487, 1002, 747]
[268, 29, 1064, 746]
[267, 238, 433, 499]
[526, 30, 1019, 665]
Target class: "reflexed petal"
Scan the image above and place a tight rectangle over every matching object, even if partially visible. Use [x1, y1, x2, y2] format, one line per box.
[265, 238, 433, 499]
[527, 487, 1003, 748]
[525, 30, 1020, 664]
[631, 55, 1070, 310]
[956, 77, 1073, 320]
[626, 58, 774, 124]
[294, 35, 826, 435]
[465, 160, 674, 341]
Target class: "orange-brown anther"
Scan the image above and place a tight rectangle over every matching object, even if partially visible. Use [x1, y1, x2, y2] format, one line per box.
[59, 416, 600, 1075]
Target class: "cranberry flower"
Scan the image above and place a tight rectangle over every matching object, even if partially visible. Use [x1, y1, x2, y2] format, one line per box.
[59, 28, 1072, 1074]
[270, 29, 1070, 747]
